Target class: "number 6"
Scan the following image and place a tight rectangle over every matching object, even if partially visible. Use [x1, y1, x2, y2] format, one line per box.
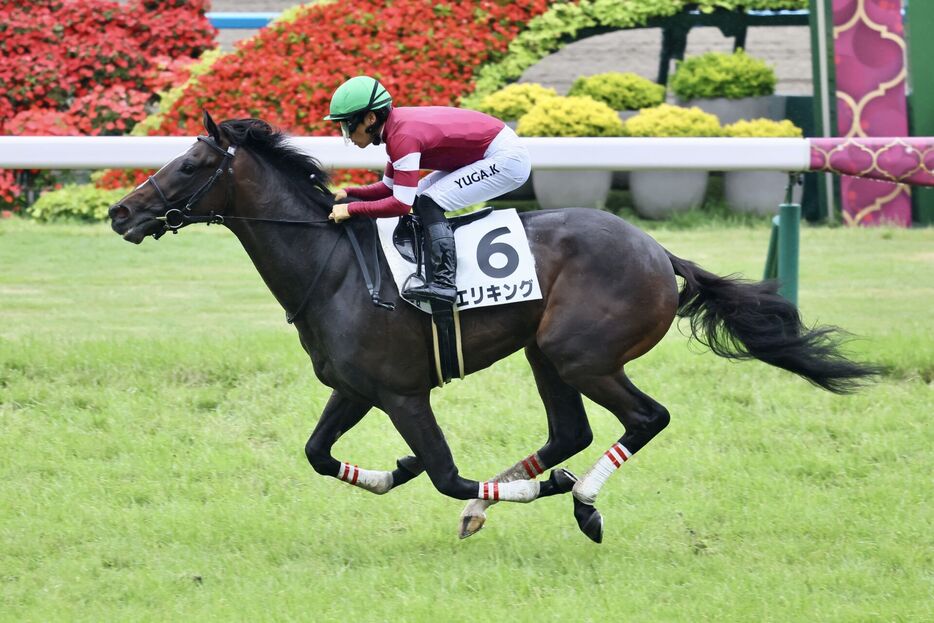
[476, 227, 519, 278]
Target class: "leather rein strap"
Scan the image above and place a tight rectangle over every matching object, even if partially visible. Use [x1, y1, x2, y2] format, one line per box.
[149, 135, 393, 320]
[345, 221, 395, 311]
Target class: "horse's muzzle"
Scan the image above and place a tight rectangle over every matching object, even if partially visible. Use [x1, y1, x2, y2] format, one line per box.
[109, 203, 130, 221]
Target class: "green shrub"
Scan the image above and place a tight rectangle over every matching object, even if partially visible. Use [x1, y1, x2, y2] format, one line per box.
[516, 96, 626, 137]
[475, 83, 559, 121]
[463, 0, 806, 109]
[625, 103, 721, 137]
[670, 49, 776, 100]
[724, 118, 803, 137]
[568, 72, 666, 110]
[28, 184, 130, 222]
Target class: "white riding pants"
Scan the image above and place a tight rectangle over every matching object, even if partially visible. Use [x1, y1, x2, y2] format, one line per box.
[418, 126, 531, 211]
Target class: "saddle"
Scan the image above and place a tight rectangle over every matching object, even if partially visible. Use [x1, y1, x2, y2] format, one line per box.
[391, 206, 494, 264]
[391, 207, 494, 387]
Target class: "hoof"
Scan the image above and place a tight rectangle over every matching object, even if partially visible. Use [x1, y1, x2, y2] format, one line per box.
[458, 512, 486, 539]
[573, 498, 603, 544]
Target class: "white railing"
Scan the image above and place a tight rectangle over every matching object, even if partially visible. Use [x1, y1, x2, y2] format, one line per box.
[0, 137, 812, 171]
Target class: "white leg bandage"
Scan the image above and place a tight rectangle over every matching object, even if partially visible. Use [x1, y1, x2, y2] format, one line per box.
[572, 442, 632, 505]
[464, 453, 546, 513]
[477, 479, 540, 503]
[337, 462, 393, 495]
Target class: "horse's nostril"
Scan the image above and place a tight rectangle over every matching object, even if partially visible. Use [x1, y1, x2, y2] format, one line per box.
[109, 204, 131, 221]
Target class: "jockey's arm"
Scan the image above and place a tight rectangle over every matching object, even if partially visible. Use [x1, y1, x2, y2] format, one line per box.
[338, 151, 421, 220]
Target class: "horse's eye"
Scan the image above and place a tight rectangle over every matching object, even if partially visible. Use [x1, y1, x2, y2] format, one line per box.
[180, 162, 195, 174]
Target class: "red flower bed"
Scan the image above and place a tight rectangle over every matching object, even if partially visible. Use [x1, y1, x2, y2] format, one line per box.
[153, 0, 551, 184]
[0, 0, 213, 133]
[0, 0, 214, 209]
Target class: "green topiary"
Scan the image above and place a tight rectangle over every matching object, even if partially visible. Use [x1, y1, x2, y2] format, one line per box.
[670, 49, 776, 100]
[28, 184, 130, 222]
[463, 0, 806, 109]
[516, 96, 626, 137]
[625, 103, 721, 137]
[475, 83, 559, 121]
[724, 118, 802, 137]
[568, 72, 666, 110]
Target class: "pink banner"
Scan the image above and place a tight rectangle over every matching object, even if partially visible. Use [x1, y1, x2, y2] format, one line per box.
[833, 0, 911, 226]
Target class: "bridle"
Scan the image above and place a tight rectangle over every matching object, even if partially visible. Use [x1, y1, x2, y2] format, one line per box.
[146, 134, 394, 317]
[150, 135, 237, 239]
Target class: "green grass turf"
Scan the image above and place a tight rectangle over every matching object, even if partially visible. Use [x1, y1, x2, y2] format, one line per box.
[1, 217, 931, 622]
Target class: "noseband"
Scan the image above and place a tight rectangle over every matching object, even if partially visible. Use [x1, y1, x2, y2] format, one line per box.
[150, 135, 237, 238]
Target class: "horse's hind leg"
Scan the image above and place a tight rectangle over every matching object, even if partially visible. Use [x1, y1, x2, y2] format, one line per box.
[566, 370, 671, 543]
[459, 343, 593, 538]
[381, 392, 574, 506]
[304, 390, 425, 494]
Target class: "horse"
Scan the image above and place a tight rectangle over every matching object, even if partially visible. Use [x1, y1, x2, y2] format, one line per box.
[108, 113, 878, 543]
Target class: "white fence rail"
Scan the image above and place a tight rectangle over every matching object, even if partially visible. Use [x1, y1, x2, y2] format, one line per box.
[0, 137, 812, 172]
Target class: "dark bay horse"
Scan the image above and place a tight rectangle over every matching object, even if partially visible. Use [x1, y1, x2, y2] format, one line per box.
[109, 114, 877, 543]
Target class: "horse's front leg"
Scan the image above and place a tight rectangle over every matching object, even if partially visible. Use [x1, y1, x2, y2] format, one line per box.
[382, 392, 574, 504]
[304, 390, 424, 494]
[459, 343, 592, 538]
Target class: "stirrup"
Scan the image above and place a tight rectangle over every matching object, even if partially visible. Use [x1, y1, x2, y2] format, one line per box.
[403, 283, 456, 305]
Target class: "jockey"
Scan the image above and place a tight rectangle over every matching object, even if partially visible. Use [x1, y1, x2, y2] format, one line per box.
[325, 75, 532, 305]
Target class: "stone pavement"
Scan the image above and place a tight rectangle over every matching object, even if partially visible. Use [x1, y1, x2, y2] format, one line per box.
[210, 1, 812, 96]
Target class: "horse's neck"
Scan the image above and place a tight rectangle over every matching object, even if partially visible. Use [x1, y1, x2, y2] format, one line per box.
[226, 186, 345, 323]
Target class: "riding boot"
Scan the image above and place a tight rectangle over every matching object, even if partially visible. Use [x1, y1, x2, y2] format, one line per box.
[404, 221, 457, 304]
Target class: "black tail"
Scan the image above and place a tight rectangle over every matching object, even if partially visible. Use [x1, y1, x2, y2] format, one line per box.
[666, 251, 880, 394]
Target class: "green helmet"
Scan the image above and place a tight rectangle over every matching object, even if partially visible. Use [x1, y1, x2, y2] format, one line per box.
[324, 76, 392, 121]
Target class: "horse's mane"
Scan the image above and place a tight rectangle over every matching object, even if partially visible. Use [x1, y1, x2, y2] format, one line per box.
[219, 118, 333, 209]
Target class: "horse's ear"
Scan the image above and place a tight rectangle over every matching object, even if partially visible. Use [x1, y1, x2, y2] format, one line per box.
[202, 110, 220, 142]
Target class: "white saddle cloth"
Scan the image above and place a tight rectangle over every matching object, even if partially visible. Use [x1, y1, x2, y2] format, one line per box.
[375, 208, 542, 312]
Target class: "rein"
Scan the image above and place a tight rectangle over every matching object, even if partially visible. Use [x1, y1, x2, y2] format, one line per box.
[150, 135, 394, 319]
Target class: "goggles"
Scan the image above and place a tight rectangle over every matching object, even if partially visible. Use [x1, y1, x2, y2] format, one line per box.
[339, 121, 351, 145]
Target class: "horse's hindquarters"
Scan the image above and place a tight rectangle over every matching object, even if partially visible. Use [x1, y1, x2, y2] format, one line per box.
[522, 208, 679, 376]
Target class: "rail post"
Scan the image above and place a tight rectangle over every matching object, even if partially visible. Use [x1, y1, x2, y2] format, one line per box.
[764, 174, 801, 305]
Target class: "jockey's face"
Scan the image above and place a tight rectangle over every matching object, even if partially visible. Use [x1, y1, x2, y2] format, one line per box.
[347, 111, 378, 149]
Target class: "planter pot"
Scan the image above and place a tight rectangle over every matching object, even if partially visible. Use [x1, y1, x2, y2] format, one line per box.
[630, 170, 709, 219]
[532, 169, 612, 210]
[679, 95, 785, 125]
[724, 170, 803, 216]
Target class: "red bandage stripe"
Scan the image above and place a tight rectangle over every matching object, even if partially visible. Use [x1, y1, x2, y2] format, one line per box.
[529, 454, 544, 475]
[493, 481, 500, 501]
[339, 463, 349, 481]
[351, 465, 359, 485]
[605, 449, 621, 468]
[615, 443, 631, 462]
[482, 482, 489, 499]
